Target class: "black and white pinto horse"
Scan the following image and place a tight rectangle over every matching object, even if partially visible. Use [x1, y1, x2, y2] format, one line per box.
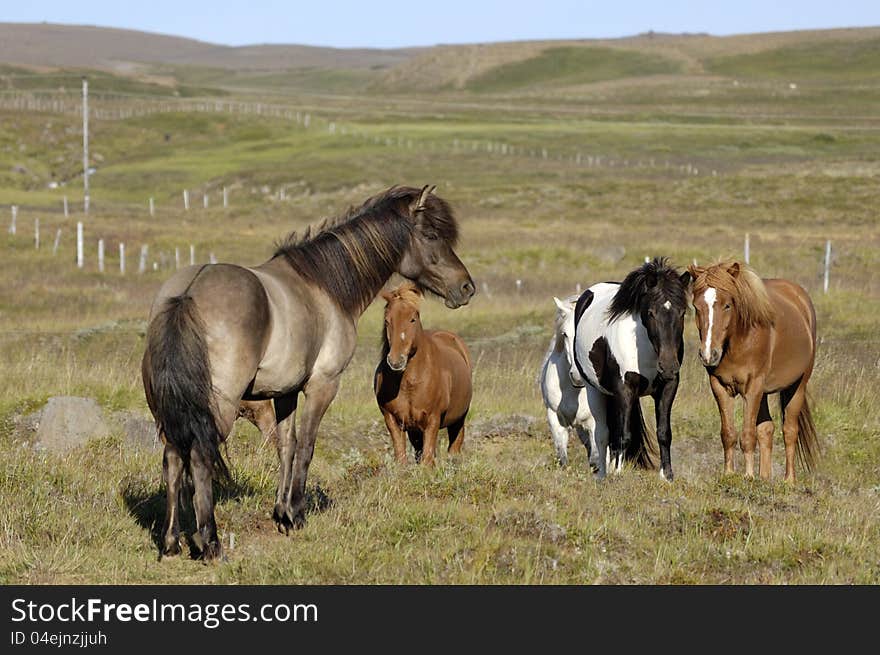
[568, 258, 690, 480]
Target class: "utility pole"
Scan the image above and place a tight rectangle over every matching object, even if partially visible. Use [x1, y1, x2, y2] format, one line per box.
[82, 76, 89, 214]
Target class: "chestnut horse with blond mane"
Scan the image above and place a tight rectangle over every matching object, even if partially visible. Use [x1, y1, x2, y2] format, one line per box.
[687, 261, 819, 481]
[374, 283, 473, 465]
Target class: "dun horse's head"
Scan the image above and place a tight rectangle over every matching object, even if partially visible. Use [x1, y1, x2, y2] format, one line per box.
[381, 284, 425, 372]
[398, 186, 475, 309]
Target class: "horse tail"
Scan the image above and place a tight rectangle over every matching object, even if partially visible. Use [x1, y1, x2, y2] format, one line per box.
[625, 398, 659, 470]
[145, 293, 229, 480]
[796, 394, 820, 473]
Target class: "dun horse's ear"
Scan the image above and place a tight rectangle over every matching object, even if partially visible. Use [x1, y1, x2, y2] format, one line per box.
[727, 262, 741, 278]
[409, 185, 432, 215]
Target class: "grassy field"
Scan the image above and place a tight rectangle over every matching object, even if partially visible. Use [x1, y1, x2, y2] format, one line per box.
[0, 29, 879, 584]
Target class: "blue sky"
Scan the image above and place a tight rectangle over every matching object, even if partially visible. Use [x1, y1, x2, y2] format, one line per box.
[3, 1, 879, 48]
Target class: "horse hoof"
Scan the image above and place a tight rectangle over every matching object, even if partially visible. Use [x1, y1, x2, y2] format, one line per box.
[161, 540, 181, 558]
[201, 541, 223, 562]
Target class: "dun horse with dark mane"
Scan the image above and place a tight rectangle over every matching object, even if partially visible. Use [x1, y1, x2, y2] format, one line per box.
[142, 185, 474, 560]
[687, 261, 819, 481]
[374, 283, 473, 465]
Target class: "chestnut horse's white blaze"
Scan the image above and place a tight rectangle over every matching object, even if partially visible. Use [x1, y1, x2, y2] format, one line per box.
[703, 287, 717, 362]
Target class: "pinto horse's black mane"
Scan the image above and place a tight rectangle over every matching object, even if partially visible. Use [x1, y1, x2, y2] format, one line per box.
[607, 257, 688, 322]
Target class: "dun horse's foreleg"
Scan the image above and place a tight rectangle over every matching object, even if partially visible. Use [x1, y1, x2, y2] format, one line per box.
[709, 375, 737, 474]
[284, 376, 340, 530]
[407, 429, 424, 463]
[780, 380, 807, 483]
[190, 443, 222, 561]
[546, 408, 570, 466]
[270, 395, 298, 532]
[447, 417, 466, 456]
[160, 442, 184, 558]
[740, 384, 764, 478]
[756, 394, 774, 480]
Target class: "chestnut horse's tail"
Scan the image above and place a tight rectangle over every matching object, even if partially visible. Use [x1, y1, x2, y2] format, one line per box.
[622, 398, 659, 470]
[144, 293, 229, 480]
[796, 395, 820, 473]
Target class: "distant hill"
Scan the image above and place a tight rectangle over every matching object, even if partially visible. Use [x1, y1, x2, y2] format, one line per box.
[0, 23, 421, 71]
[1, 22, 879, 95]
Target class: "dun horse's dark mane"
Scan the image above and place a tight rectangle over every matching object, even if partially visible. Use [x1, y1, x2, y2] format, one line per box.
[607, 257, 688, 322]
[273, 186, 458, 315]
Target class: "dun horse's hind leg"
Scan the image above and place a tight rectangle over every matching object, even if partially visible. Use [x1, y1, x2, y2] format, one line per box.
[756, 394, 774, 480]
[407, 429, 424, 463]
[284, 375, 340, 530]
[270, 395, 298, 532]
[447, 417, 466, 456]
[190, 443, 222, 560]
[160, 442, 184, 557]
[780, 378, 807, 483]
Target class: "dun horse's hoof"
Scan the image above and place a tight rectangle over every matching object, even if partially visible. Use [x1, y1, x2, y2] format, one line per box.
[161, 539, 181, 559]
[200, 541, 224, 562]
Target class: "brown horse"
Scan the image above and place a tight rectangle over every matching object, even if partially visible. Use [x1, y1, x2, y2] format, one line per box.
[142, 185, 474, 560]
[687, 261, 819, 481]
[374, 283, 473, 465]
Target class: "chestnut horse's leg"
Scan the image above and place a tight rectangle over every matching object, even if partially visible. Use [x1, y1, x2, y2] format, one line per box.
[780, 379, 807, 483]
[740, 383, 764, 478]
[756, 394, 774, 480]
[709, 375, 737, 474]
[406, 429, 424, 463]
[160, 441, 184, 558]
[285, 375, 340, 529]
[382, 411, 407, 463]
[447, 417, 466, 456]
[420, 415, 441, 466]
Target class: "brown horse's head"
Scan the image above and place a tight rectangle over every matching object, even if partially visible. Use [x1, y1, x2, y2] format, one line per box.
[687, 261, 774, 367]
[381, 283, 424, 372]
[397, 186, 475, 309]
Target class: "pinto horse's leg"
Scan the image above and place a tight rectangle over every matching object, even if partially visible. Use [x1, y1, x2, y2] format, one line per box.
[756, 394, 774, 481]
[160, 441, 184, 558]
[585, 386, 609, 478]
[447, 417, 466, 456]
[284, 375, 340, 530]
[709, 375, 737, 475]
[653, 375, 679, 482]
[272, 394, 298, 532]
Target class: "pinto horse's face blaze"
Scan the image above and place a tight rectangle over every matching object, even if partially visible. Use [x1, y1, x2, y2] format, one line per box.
[692, 286, 734, 367]
[384, 302, 421, 372]
[641, 295, 686, 381]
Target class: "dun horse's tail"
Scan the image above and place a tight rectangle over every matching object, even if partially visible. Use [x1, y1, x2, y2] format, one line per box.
[145, 294, 229, 480]
[625, 398, 660, 470]
[796, 395, 820, 473]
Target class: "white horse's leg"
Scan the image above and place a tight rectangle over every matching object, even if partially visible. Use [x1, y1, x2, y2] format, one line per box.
[547, 407, 570, 466]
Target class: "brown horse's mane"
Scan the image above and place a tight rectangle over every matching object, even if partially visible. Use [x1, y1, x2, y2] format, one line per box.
[273, 186, 458, 315]
[688, 260, 775, 329]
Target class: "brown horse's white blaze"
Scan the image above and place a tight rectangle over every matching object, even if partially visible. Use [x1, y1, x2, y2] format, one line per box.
[688, 261, 819, 482]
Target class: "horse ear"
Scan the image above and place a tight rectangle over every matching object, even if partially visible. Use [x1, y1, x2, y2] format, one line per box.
[553, 296, 569, 312]
[380, 289, 394, 303]
[409, 185, 432, 215]
[687, 264, 703, 278]
[727, 262, 741, 278]
[679, 270, 693, 288]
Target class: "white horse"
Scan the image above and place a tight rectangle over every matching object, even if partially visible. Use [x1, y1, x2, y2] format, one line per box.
[539, 295, 604, 469]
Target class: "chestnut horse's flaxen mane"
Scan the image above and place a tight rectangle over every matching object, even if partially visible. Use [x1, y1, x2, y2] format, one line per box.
[687, 260, 775, 330]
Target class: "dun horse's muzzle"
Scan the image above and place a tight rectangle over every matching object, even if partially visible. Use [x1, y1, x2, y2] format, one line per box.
[444, 279, 476, 308]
